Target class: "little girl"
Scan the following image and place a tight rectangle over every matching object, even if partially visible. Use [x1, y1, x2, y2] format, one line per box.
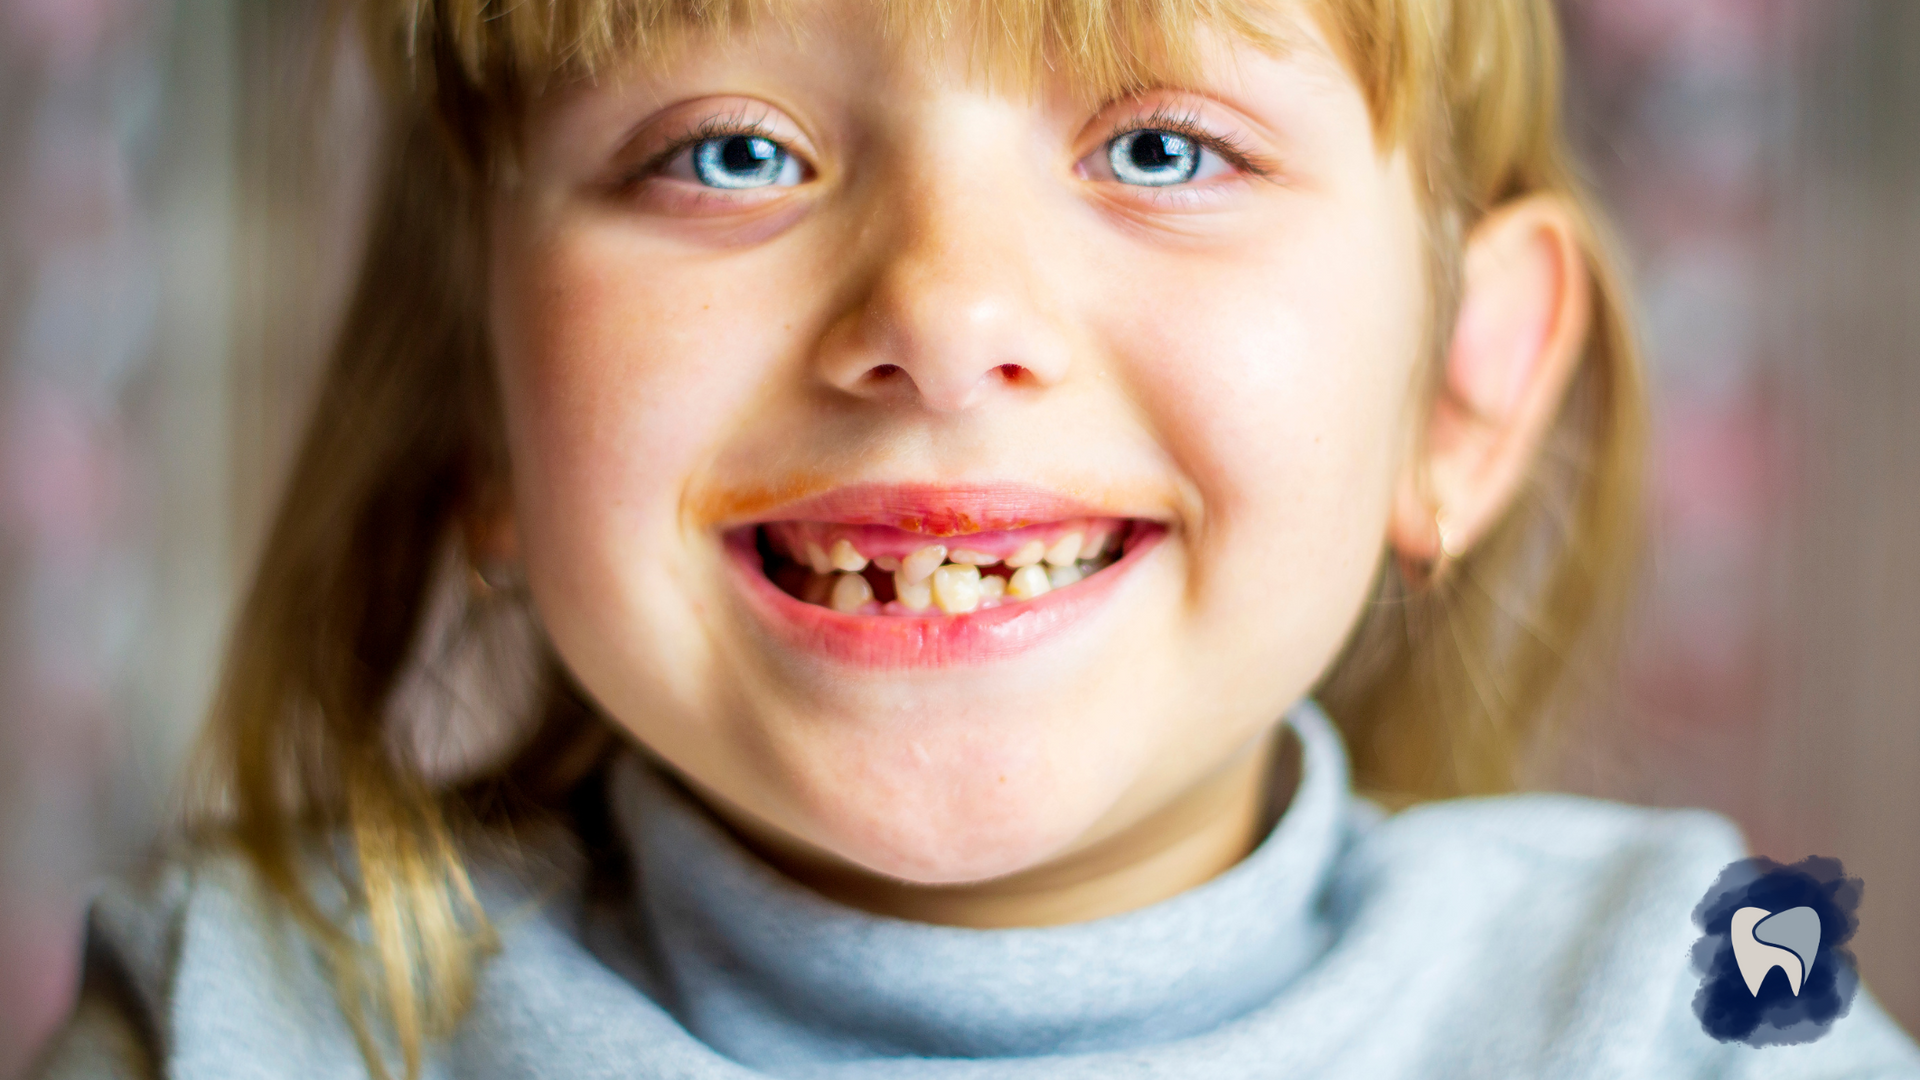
[33, 0, 1920, 1077]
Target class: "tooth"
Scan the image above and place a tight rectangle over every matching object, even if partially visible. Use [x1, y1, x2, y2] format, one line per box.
[1045, 533, 1084, 567]
[1733, 906, 1818, 997]
[829, 572, 873, 613]
[1006, 540, 1046, 568]
[948, 549, 998, 566]
[1047, 563, 1084, 589]
[1007, 564, 1051, 600]
[900, 544, 948, 584]
[1080, 530, 1112, 561]
[873, 555, 901, 572]
[829, 539, 868, 573]
[931, 564, 982, 614]
[978, 574, 1006, 604]
[803, 541, 833, 576]
[894, 570, 933, 612]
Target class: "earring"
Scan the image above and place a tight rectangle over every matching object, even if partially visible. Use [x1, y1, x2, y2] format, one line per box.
[1435, 509, 1466, 561]
[1428, 508, 1465, 586]
[468, 557, 524, 601]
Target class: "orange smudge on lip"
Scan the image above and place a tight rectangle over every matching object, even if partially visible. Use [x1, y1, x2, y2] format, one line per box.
[692, 491, 1003, 534]
[688, 476, 1178, 533]
[684, 473, 836, 528]
[892, 511, 998, 536]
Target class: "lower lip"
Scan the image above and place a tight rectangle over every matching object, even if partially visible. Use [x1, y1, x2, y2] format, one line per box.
[723, 525, 1165, 669]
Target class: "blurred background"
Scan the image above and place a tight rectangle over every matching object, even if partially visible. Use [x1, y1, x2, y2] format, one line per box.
[0, 0, 1916, 1073]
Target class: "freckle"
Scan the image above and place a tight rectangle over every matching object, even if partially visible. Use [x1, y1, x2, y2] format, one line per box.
[999, 775, 1007, 784]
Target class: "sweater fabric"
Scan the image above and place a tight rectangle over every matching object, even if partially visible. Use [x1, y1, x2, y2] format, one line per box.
[34, 702, 1920, 1079]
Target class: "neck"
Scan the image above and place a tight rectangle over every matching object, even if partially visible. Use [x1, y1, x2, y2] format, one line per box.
[723, 727, 1298, 930]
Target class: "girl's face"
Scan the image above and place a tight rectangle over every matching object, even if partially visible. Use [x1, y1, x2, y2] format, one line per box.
[489, 4, 1428, 886]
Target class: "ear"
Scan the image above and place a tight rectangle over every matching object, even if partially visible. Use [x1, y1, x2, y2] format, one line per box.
[1389, 195, 1592, 567]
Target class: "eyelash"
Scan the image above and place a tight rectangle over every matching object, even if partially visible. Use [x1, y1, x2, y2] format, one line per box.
[616, 106, 1275, 190]
[621, 114, 790, 189]
[1103, 106, 1279, 182]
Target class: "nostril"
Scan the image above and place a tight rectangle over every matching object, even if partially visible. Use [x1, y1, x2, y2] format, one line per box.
[837, 360, 1039, 406]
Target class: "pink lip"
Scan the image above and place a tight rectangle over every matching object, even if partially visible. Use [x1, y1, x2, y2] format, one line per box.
[734, 481, 1158, 534]
[720, 484, 1167, 669]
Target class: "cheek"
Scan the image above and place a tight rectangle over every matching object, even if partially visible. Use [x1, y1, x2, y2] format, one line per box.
[1097, 189, 1427, 658]
[487, 223, 799, 692]
[494, 230, 748, 496]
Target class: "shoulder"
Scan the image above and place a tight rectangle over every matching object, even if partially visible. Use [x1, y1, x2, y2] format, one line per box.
[1329, 792, 1754, 1002]
[1354, 790, 1748, 891]
[33, 847, 356, 1080]
[1329, 791, 1754, 981]
[33, 832, 588, 1080]
[28, 860, 192, 1080]
[1320, 793, 1920, 1078]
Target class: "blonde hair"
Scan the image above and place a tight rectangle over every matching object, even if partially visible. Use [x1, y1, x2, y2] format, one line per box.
[192, 1, 1642, 1075]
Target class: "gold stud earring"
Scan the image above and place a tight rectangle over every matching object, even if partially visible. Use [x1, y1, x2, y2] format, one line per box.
[1435, 508, 1466, 561]
[1426, 508, 1465, 587]
[468, 557, 524, 601]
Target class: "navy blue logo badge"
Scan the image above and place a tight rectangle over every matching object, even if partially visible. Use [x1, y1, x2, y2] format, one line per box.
[1691, 856, 1862, 1046]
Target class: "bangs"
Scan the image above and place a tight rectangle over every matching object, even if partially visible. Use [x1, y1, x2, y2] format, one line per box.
[396, 0, 1286, 92]
[365, 1, 1358, 152]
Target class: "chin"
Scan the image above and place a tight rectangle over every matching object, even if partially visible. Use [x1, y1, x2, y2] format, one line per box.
[789, 763, 1108, 886]
[739, 684, 1145, 886]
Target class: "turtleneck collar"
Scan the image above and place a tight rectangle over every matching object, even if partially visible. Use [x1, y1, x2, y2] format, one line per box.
[606, 701, 1352, 1077]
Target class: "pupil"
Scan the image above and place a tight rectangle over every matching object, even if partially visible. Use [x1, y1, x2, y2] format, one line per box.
[1131, 133, 1182, 170]
[722, 136, 774, 174]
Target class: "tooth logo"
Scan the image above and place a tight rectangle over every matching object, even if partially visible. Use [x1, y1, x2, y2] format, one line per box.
[1730, 906, 1820, 997]
[1691, 856, 1861, 1047]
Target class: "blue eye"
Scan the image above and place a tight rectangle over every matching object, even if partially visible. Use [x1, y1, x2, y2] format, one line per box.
[690, 134, 801, 189]
[1108, 130, 1200, 187]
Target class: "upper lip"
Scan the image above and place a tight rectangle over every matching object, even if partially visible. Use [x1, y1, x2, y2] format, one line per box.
[724, 481, 1164, 535]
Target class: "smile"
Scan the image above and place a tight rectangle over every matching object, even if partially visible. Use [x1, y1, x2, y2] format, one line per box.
[721, 484, 1167, 667]
[759, 518, 1137, 615]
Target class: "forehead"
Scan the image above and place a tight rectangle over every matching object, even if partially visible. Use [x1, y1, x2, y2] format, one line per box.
[447, 0, 1324, 104]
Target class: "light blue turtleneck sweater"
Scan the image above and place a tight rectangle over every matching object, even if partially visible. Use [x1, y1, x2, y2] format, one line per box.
[33, 703, 1920, 1078]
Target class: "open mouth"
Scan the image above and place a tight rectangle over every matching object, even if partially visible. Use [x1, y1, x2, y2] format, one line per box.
[718, 485, 1168, 665]
[749, 517, 1150, 617]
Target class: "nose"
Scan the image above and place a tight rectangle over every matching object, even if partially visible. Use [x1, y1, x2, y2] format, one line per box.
[815, 159, 1073, 413]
